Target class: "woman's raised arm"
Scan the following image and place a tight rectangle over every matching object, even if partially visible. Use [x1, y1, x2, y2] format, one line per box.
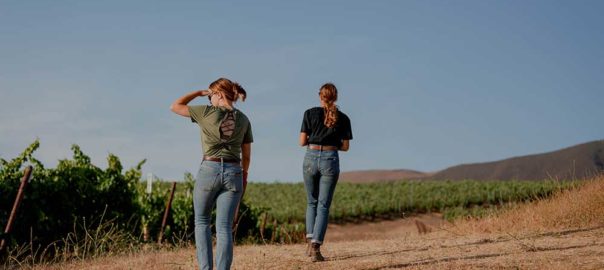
[170, 90, 210, 117]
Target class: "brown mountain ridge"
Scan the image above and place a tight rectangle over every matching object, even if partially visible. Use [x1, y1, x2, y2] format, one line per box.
[340, 140, 604, 182]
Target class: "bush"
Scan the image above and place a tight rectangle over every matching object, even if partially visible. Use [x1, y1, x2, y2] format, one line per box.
[0, 140, 266, 263]
[0, 140, 143, 255]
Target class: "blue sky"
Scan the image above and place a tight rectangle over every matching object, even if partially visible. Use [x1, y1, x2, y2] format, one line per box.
[1, 0, 603, 182]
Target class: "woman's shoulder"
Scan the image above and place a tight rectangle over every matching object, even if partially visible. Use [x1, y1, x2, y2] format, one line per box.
[337, 109, 350, 119]
[305, 107, 323, 114]
[235, 109, 251, 122]
[188, 105, 211, 119]
[303, 107, 324, 120]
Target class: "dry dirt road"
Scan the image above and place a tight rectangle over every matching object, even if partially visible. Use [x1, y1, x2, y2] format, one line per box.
[50, 214, 604, 270]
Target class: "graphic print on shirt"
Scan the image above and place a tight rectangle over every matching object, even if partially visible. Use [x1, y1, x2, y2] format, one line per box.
[219, 111, 236, 149]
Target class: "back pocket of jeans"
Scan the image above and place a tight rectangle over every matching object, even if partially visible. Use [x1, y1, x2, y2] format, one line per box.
[225, 171, 243, 192]
[303, 162, 312, 174]
[320, 157, 339, 176]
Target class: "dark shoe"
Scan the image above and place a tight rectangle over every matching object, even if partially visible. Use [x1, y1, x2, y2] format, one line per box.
[311, 243, 325, 262]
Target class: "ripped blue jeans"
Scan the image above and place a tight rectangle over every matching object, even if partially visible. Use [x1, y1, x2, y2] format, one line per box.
[302, 149, 339, 244]
[194, 160, 243, 270]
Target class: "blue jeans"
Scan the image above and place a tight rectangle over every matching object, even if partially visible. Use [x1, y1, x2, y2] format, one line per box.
[194, 160, 243, 270]
[302, 149, 339, 244]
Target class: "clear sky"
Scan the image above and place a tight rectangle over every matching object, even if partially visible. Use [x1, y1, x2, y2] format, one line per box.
[1, 1, 603, 182]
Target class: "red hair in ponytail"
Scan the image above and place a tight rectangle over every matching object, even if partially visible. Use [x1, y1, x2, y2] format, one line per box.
[319, 83, 338, 128]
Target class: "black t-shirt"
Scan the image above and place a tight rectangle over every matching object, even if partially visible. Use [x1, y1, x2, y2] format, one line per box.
[300, 107, 353, 147]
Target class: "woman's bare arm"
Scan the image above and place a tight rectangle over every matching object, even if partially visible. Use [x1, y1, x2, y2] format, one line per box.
[241, 143, 251, 173]
[233, 143, 252, 229]
[170, 90, 210, 117]
[339, 140, 350, 151]
[299, 132, 308, 146]
[241, 143, 251, 188]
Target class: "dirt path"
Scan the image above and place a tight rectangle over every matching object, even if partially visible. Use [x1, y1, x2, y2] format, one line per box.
[325, 213, 447, 242]
[48, 218, 604, 270]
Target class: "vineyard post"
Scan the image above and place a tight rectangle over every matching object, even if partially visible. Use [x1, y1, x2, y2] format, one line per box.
[143, 173, 153, 242]
[157, 181, 177, 244]
[0, 166, 33, 251]
[259, 212, 268, 244]
[270, 219, 277, 243]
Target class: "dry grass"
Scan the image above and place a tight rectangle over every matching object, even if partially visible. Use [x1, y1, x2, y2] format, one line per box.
[451, 175, 604, 234]
[44, 226, 604, 270]
[39, 175, 604, 269]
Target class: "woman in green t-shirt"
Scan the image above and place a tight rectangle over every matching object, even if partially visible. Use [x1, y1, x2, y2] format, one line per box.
[171, 78, 253, 270]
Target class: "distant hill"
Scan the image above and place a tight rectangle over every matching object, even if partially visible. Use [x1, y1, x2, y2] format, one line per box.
[339, 169, 432, 183]
[429, 140, 604, 181]
[340, 140, 604, 182]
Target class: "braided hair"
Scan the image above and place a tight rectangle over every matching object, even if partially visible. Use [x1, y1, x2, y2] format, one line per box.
[319, 83, 338, 128]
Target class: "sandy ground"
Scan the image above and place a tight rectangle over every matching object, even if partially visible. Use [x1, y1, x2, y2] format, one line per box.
[325, 213, 447, 242]
[44, 215, 604, 270]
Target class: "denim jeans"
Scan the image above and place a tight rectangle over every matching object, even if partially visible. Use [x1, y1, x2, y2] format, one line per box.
[194, 160, 243, 270]
[303, 149, 339, 244]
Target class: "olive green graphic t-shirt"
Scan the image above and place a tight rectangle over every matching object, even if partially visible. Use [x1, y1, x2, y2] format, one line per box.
[188, 105, 253, 161]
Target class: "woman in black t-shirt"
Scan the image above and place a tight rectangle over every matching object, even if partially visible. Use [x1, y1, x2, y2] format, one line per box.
[299, 82, 353, 262]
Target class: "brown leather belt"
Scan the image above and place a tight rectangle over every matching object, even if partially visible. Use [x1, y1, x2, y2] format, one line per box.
[203, 156, 240, 164]
[308, 144, 338, 151]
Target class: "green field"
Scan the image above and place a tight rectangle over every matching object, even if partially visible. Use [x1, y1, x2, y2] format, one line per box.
[149, 178, 577, 244]
[244, 180, 576, 223]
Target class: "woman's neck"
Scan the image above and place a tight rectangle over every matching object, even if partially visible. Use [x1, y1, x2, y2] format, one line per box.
[320, 101, 334, 107]
[217, 100, 234, 110]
